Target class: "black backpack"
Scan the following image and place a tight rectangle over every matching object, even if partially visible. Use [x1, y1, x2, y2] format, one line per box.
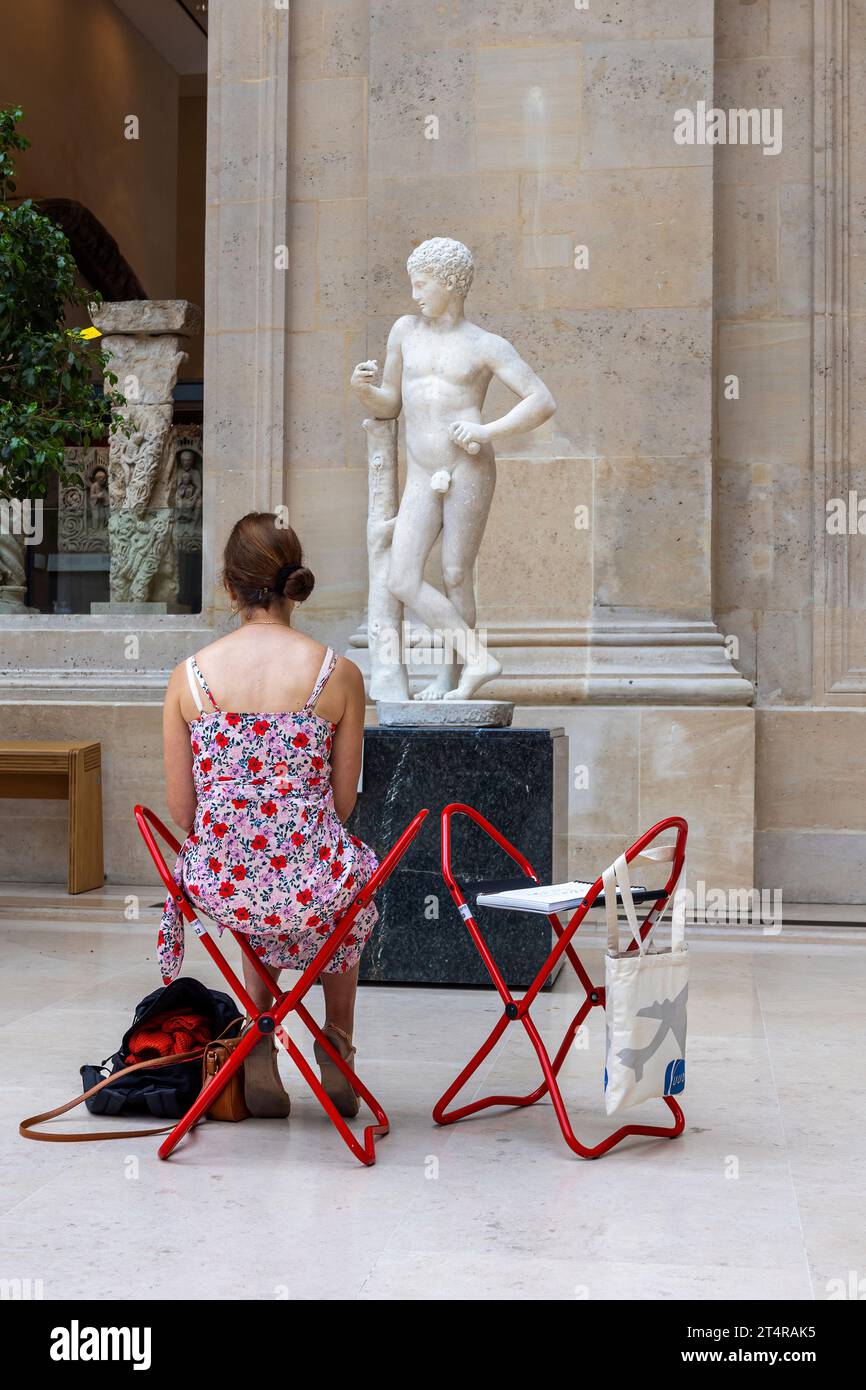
[20, 977, 243, 1142]
[81, 977, 243, 1120]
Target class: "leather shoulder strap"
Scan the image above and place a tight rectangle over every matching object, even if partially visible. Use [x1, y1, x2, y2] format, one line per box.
[19, 1047, 206, 1143]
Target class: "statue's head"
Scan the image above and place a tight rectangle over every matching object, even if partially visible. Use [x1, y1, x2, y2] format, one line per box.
[407, 237, 474, 318]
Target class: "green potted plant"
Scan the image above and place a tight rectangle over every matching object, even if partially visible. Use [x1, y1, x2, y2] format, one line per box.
[0, 105, 126, 612]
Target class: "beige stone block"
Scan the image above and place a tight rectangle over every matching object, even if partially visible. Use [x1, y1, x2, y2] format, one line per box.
[582, 39, 712, 171]
[287, 330, 352, 468]
[0, 799, 68, 884]
[715, 609, 759, 687]
[593, 456, 711, 611]
[210, 200, 272, 335]
[852, 0, 866, 49]
[717, 321, 811, 464]
[206, 329, 271, 459]
[756, 830, 866, 902]
[286, 202, 318, 333]
[474, 45, 580, 173]
[491, 309, 712, 459]
[684, 831, 756, 898]
[323, 0, 369, 77]
[756, 710, 866, 833]
[521, 234, 572, 271]
[291, 78, 366, 200]
[715, 184, 778, 318]
[754, 609, 813, 705]
[366, 172, 520, 318]
[522, 706, 640, 839]
[714, 458, 812, 612]
[286, 466, 369, 615]
[214, 0, 286, 83]
[317, 198, 367, 330]
[519, 168, 712, 310]
[779, 184, 813, 317]
[371, 1, 713, 47]
[476, 457, 593, 624]
[290, 0, 324, 74]
[569, 817, 750, 895]
[768, 0, 815, 56]
[369, 48, 475, 177]
[848, 317, 866, 463]
[639, 706, 756, 848]
[208, 80, 279, 206]
[714, 57, 811, 187]
[717, 0, 769, 62]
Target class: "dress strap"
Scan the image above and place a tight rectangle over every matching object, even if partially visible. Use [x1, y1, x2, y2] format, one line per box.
[185, 658, 204, 715]
[190, 656, 220, 713]
[305, 647, 336, 711]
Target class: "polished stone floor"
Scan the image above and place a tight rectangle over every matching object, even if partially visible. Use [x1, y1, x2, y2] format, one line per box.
[1, 910, 864, 1301]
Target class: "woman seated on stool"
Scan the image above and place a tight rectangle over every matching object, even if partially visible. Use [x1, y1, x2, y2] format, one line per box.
[159, 511, 378, 1118]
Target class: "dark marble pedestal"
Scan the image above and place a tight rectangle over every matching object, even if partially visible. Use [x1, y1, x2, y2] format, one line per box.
[347, 726, 568, 989]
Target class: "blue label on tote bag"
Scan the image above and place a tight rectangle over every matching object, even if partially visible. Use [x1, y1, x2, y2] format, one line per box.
[663, 1058, 685, 1095]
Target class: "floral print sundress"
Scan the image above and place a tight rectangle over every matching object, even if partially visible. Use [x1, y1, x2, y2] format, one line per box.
[157, 647, 379, 984]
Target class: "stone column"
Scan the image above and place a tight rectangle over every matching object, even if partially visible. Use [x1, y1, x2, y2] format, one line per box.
[90, 299, 201, 612]
[202, 0, 292, 627]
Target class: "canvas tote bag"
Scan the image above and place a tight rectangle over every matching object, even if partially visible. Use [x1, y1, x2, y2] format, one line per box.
[603, 844, 688, 1115]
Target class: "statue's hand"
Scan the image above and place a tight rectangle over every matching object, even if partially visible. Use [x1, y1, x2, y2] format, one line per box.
[351, 359, 379, 395]
[449, 420, 489, 455]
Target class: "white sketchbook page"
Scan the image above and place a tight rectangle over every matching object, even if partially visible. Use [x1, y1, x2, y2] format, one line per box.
[475, 881, 648, 914]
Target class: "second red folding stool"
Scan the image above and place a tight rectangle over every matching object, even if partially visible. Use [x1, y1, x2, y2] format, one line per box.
[433, 803, 688, 1159]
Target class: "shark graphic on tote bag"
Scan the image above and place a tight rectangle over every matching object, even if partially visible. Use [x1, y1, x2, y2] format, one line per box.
[603, 846, 688, 1115]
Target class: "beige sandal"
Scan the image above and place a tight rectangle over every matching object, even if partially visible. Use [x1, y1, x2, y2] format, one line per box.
[243, 1033, 291, 1119]
[314, 1023, 360, 1118]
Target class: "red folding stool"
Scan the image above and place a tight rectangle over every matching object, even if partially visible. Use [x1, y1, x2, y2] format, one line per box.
[135, 804, 428, 1166]
[433, 803, 688, 1159]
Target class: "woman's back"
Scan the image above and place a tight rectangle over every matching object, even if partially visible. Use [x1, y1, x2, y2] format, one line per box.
[179, 626, 349, 727]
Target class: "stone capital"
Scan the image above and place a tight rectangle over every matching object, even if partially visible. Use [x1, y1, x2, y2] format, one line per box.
[90, 299, 202, 338]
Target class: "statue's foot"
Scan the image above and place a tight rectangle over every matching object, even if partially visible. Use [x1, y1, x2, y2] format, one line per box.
[413, 670, 456, 701]
[442, 651, 503, 701]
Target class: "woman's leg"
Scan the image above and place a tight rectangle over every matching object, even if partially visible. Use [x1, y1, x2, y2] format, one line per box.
[316, 963, 361, 1117]
[241, 952, 291, 1118]
[321, 961, 359, 1037]
[242, 951, 280, 1013]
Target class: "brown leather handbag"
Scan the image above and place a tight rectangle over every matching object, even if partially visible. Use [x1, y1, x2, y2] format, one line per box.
[201, 1028, 249, 1122]
[19, 1018, 250, 1141]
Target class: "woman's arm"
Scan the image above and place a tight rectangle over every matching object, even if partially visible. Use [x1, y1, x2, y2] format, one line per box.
[329, 659, 367, 823]
[163, 663, 197, 835]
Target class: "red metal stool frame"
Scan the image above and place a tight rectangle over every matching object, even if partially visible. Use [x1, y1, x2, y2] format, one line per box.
[433, 803, 688, 1159]
[135, 804, 428, 1165]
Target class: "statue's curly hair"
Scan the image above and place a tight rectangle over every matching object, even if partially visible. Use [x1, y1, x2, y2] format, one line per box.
[406, 237, 474, 297]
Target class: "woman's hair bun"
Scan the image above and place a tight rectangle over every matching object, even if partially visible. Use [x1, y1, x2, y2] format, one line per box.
[279, 564, 315, 603]
[223, 512, 316, 610]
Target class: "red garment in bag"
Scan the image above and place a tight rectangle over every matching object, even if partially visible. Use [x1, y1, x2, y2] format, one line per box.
[125, 1010, 212, 1064]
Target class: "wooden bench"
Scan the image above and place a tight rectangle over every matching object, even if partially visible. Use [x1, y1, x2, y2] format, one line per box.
[0, 740, 105, 894]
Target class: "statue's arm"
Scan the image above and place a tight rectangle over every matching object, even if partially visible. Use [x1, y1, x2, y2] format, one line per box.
[482, 336, 556, 444]
[350, 318, 406, 419]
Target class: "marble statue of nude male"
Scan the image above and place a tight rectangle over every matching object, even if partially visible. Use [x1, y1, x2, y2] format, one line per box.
[351, 237, 556, 702]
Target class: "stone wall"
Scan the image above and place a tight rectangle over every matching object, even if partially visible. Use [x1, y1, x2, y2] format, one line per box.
[715, 0, 866, 900]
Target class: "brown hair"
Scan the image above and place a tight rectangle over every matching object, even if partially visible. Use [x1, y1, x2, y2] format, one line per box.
[222, 513, 315, 610]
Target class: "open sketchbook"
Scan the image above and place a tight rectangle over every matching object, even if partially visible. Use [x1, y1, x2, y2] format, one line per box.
[475, 880, 648, 915]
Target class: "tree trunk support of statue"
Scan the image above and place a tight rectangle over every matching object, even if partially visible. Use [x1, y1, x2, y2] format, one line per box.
[363, 417, 409, 702]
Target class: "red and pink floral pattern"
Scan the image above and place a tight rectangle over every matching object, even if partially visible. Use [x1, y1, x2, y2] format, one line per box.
[157, 649, 378, 983]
